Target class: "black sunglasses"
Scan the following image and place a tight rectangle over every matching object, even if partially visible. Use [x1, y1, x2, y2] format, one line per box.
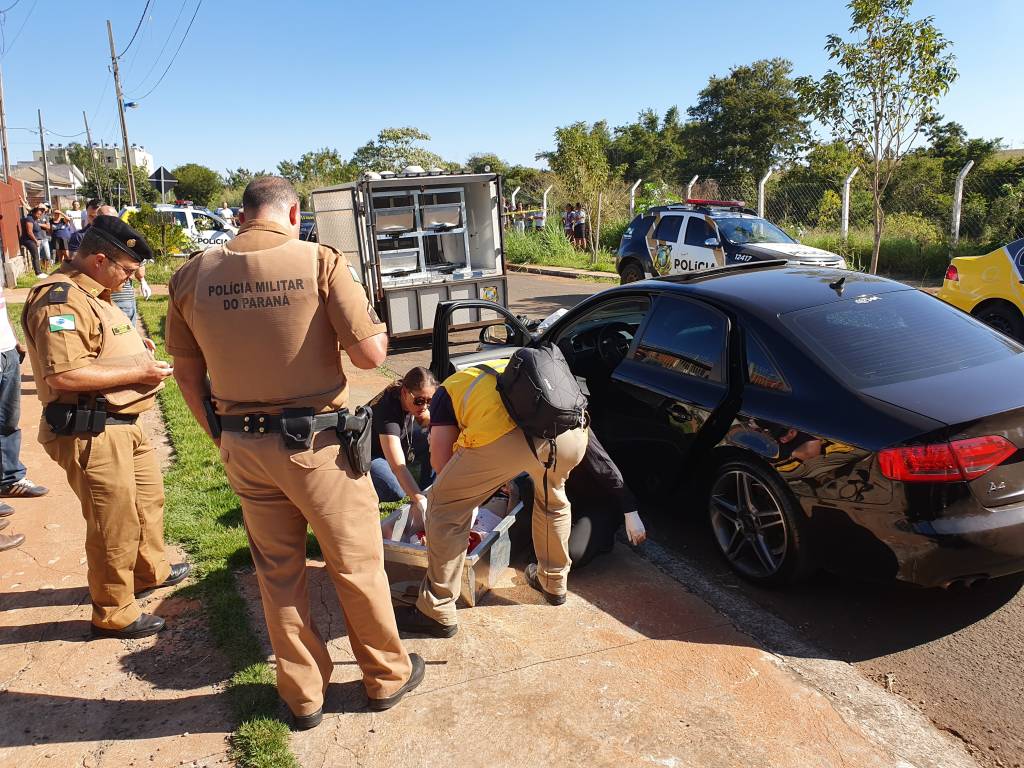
[411, 396, 431, 407]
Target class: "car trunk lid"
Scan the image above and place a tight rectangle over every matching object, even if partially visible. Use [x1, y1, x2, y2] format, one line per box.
[863, 355, 1024, 506]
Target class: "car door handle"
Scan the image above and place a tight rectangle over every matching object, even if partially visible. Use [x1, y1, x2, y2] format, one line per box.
[667, 403, 691, 421]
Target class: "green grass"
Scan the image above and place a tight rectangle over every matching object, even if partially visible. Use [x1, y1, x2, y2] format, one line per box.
[15, 272, 43, 289]
[504, 223, 617, 273]
[138, 298, 297, 768]
[143, 255, 186, 285]
[7, 302, 23, 340]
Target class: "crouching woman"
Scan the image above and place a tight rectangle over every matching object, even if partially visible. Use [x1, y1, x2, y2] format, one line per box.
[368, 367, 437, 516]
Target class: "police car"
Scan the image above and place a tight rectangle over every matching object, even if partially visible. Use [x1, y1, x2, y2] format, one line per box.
[120, 202, 238, 251]
[616, 199, 847, 284]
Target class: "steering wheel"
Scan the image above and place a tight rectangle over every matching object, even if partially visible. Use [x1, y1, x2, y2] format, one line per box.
[597, 322, 634, 368]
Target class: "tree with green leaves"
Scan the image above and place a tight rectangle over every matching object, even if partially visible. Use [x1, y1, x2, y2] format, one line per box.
[277, 148, 356, 186]
[686, 58, 809, 180]
[79, 165, 158, 206]
[607, 107, 687, 185]
[223, 167, 267, 189]
[798, 0, 958, 273]
[171, 163, 223, 207]
[350, 127, 451, 173]
[538, 120, 611, 217]
[923, 118, 1001, 176]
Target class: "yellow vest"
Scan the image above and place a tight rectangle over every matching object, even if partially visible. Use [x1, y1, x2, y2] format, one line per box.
[443, 360, 517, 450]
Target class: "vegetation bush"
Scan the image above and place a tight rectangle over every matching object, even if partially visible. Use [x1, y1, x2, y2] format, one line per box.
[599, 216, 630, 252]
[126, 205, 192, 256]
[504, 222, 616, 273]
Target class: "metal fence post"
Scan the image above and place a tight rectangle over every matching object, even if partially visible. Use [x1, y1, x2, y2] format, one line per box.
[951, 160, 974, 248]
[685, 175, 698, 201]
[542, 184, 553, 226]
[629, 178, 641, 218]
[757, 170, 772, 218]
[841, 166, 859, 242]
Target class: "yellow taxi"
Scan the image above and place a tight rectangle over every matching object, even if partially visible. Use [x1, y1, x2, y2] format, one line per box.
[937, 237, 1024, 340]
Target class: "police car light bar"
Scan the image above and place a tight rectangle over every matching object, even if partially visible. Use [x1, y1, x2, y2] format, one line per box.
[686, 198, 746, 207]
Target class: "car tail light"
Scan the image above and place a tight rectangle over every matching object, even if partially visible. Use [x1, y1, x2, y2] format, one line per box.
[945, 264, 959, 282]
[879, 436, 1017, 482]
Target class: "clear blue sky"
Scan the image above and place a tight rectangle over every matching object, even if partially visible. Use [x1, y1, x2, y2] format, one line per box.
[1, 0, 1021, 175]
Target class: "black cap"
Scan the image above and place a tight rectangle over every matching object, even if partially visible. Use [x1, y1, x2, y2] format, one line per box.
[89, 215, 153, 263]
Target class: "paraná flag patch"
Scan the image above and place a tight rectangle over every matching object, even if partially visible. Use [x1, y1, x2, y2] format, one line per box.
[49, 314, 76, 332]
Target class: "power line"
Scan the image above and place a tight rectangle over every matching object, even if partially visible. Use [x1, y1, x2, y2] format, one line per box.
[117, 0, 153, 58]
[0, 0, 37, 59]
[0, 1, 22, 15]
[128, 0, 186, 93]
[129, 0, 201, 101]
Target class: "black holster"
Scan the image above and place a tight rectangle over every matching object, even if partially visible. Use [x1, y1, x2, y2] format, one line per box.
[336, 406, 373, 476]
[202, 397, 222, 440]
[45, 396, 107, 436]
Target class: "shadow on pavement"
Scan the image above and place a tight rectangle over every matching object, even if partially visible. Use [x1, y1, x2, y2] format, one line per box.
[644, 499, 1024, 662]
[0, 688, 234, 747]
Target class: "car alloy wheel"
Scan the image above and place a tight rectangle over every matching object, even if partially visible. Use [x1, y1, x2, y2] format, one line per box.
[709, 467, 789, 581]
[975, 305, 1024, 341]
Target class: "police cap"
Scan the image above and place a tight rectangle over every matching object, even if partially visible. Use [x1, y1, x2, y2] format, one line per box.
[89, 215, 154, 263]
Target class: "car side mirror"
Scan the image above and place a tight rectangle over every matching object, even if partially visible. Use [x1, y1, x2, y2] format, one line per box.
[704, 237, 720, 248]
[480, 323, 513, 345]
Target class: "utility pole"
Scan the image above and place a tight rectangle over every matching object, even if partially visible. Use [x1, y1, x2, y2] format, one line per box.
[38, 110, 51, 205]
[0, 64, 10, 182]
[82, 110, 103, 199]
[107, 19, 137, 206]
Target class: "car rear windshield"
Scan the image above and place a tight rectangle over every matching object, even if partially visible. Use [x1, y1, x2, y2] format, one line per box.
[783, 290, 1022, 387]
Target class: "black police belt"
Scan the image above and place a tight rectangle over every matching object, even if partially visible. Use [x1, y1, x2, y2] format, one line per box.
[44, 396, 138, 436]
[212, 405, 374, 475]
[220, 410, 353, 438]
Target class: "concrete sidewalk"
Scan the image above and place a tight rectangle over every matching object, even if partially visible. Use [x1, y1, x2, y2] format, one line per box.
[281, 541, 975, 768]
[507, 262, 618, 281]
[0, 372, 233, 767]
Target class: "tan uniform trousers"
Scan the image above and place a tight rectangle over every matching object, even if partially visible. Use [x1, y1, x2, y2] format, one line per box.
[417, 426, 589, 626]
[219, 430, 411, 717]
[43, 423, 170, 629]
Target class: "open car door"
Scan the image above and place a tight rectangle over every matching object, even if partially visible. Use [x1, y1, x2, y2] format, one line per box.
[429, 300, 532, 381]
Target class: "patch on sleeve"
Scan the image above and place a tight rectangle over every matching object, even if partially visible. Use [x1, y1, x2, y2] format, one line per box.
[47, 284, 69, 304]
[49, 314, 76, 332]
[367, 303, 382, 324]
[112, 323, 132, 335]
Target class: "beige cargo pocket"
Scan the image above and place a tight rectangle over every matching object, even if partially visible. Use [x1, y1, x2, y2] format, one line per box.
[287, 430, 343, 471]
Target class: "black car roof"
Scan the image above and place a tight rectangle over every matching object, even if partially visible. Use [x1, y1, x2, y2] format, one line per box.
[625, 263, 913, 317]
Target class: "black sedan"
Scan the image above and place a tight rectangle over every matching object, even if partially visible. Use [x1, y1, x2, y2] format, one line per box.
[430, 262, 1024, 588]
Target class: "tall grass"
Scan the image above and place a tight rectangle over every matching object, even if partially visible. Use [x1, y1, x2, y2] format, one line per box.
[504, 222, 617, 273]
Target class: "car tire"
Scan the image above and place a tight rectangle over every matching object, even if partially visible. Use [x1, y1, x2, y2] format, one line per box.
[707, 457, 813, 587]
[619, 260, 645, 285]
[974, 304, 1024, 341]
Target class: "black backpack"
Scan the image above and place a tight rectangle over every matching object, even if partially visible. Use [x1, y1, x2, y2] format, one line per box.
[480, 342, 588, 444]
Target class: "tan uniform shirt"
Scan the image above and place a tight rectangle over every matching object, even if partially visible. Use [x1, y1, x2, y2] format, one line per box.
[166, 218, 385, 415]
[23, 266, 159, 427]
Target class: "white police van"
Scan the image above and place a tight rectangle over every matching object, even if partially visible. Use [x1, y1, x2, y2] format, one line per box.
[120, 202, 237, 252]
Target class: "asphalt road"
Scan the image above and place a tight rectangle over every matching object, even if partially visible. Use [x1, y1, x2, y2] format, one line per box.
[382, 271, 1024, 768]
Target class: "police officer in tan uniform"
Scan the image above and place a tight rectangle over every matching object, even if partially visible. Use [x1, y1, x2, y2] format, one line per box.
[22, 216, 190, 640]
[166, 176, 422, 730]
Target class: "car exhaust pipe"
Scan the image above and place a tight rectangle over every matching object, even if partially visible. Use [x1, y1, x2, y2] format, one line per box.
[940, 574, 990, 589]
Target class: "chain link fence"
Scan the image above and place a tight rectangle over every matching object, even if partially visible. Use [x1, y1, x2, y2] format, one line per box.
[507, 158, 1024, 279]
